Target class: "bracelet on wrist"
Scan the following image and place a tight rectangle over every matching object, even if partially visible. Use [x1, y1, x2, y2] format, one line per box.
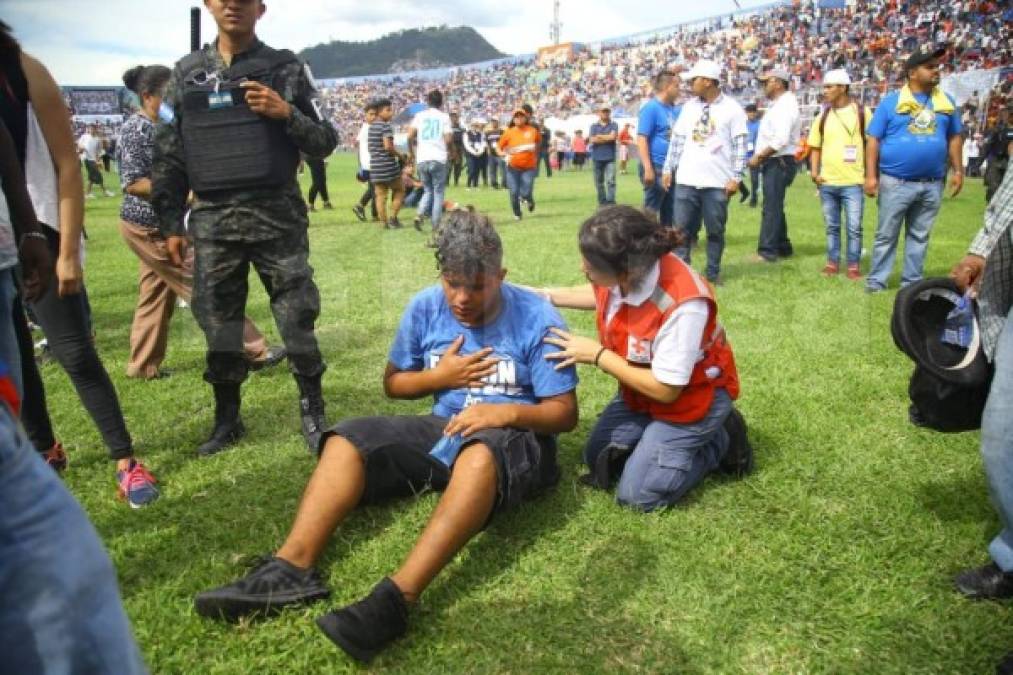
[594, 346, 607, 368]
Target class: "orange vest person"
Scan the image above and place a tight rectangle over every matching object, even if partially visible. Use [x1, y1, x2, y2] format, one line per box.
[538, 205, 754, 511]
[497, 109, 541, 220]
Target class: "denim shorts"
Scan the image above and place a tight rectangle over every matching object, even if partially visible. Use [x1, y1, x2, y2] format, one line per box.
[322, 415, 559, 517]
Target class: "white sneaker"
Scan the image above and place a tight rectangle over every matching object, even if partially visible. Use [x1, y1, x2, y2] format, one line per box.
[85, 194, 95, 200]
[104, 190, 115, 197]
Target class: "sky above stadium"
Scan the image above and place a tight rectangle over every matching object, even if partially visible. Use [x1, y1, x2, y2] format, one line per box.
[6, 0, 777, 86]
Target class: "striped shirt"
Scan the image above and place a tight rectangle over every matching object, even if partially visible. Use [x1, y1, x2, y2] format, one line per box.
[367, 121, 399, 183]
[970, 168, 1013, 361]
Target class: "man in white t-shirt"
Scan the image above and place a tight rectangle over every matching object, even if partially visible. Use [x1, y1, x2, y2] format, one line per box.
[77, 125, 113, 198]
[352, 102, 378, 222]
[407, 89, 454, 230]
[662, 60, 748, 284]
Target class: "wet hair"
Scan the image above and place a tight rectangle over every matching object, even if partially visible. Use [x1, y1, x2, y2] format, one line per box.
[375, 98, 392, 110]
[364, 100, 378, 113]
[427, 89, 443, 108]
[430, 207, 503, 279]
[122, 64, 171, 97]
[579, 205, 687, 289]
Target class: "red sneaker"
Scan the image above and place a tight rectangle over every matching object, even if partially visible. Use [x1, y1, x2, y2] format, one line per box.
[846, 264, 863, 280]
[42, 442, 68, 473]
[821, 262, 840, 277]
[116, 460, 160, 509]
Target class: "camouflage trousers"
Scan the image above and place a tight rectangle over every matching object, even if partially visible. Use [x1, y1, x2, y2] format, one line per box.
[192, 231, 323, 385]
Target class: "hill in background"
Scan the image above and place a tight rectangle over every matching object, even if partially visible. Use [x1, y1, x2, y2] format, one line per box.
[298, 25, 506, 79]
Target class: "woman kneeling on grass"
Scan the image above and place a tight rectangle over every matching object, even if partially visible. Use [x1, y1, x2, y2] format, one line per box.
[540, 205, 754, 511]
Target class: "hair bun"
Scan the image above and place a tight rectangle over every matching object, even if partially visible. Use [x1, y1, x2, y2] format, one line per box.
[122, 65, 145, 93]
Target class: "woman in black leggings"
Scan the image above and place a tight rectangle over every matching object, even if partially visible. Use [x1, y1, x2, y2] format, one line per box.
[0, 22, 157, 508]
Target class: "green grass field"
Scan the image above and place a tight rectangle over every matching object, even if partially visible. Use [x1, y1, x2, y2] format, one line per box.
[55, 155, 1009, 673]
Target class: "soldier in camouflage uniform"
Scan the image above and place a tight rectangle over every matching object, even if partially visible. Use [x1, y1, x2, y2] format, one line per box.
[152, 0, 337, 455]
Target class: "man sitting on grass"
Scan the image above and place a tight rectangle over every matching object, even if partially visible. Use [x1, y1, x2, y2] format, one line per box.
[194, 208, 578, 662]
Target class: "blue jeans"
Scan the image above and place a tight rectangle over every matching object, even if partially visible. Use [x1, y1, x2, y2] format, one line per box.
[593, 159, 617, 205]
[417, 161, 448, 227]
[403, 187, 423, 208]
[505, 167, 536, 218]
[489, 155, 506, 188]
[0, 269, 21, 398]
[0, 405, 146, 673]
[757, 156, 796, 259]
[583, 390, 733, 512]
[984, 308, 1013, 571]
[640, 162, 674, 226]
[673, 185, 729, 280]
[866, 174, 943, 290]
[819, 184, 865, 266]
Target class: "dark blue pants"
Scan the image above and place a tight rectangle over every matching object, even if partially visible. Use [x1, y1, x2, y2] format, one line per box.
[674, 185, 729, 281]
[757, 156, 796, 260]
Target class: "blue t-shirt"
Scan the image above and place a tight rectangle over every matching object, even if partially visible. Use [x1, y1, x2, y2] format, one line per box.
[745, 119, 760, 158]
[638, 98, 681, 167]
[867, 90, 962, 180]
[589, 121, 619, 162]
[388, 283, 578, 418]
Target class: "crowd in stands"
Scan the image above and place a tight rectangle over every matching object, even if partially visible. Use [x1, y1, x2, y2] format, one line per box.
[318, 0, 1011, 148]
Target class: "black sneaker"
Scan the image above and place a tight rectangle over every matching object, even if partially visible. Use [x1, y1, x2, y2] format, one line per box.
[351, 204, 366, 222]
[390, 218, 403, 229]
[955, 562, 1013, 600]
[194, 555, 330, 622]
[316, 577, 408, 662]
[527, 198, 535, 213]
[719, 407, 754, 477]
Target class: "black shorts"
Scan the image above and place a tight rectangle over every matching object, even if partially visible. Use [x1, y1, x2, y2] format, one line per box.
[83, 159, 103, 183]
[322, 415, 559, 517]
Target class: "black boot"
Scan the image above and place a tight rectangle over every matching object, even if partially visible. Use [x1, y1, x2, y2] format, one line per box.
[296, 374, 327, 453]
[197, 384, 245, 457]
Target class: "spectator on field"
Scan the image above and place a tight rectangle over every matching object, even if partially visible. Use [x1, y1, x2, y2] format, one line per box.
[192, 209, 578, 663]
[743, 104, 761, 207]
[662, 59, 748, 285]
[484, 117, 505, 189]
[447, 111, 465, 186]
[463, 119, 488, 189]
[498, 108, 542, 221]
[117, 64, 285, 382]
[538, 205, 752, 511]
[401, 160, 424, 208]
[351, 101, 378, 223]
[749, 67, 802, 263]
[407, 89, 453, 231]
[618, 123, 634, 175]
[589, 107, 619, 206]
[538, 119, 553, 178]
[1, 21, 144, 499]
[964, 132, 981, 178]
[368, 98, 406, 229]
[864, 45, 964, 293]
[807, 69, 872, 280]
[982, 107, 1012, 203]
[637, 69, 682, 227]
[78, 124, 113, 198]
[571, 130, 588, 171]
[950, 170, 1013, 675]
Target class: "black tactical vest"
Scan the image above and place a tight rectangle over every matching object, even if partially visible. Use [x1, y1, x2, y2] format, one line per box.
[178, 46, 300, 195]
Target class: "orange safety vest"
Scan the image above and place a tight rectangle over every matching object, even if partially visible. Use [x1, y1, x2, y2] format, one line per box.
[594, 253, 740, 424]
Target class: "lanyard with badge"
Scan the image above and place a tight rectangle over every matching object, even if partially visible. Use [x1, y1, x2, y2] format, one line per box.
[834, 104, 860, 164]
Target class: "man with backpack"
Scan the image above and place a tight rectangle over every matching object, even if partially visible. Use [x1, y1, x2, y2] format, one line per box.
[807, 69, 872, 280]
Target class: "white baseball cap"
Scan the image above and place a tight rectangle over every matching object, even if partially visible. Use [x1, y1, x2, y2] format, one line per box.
[823, 69, 852, 86]
[681, 59, 722, 82]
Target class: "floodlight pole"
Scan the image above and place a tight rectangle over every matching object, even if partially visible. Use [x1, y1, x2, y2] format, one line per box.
[550, 0, 562, 45]
[190, 6, 201, 53]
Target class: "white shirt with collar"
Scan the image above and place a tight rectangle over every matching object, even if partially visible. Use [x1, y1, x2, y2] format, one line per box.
[756, 90, 802, 157]
[604, 261, 710, 386]
[673, 93, 749, 189]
